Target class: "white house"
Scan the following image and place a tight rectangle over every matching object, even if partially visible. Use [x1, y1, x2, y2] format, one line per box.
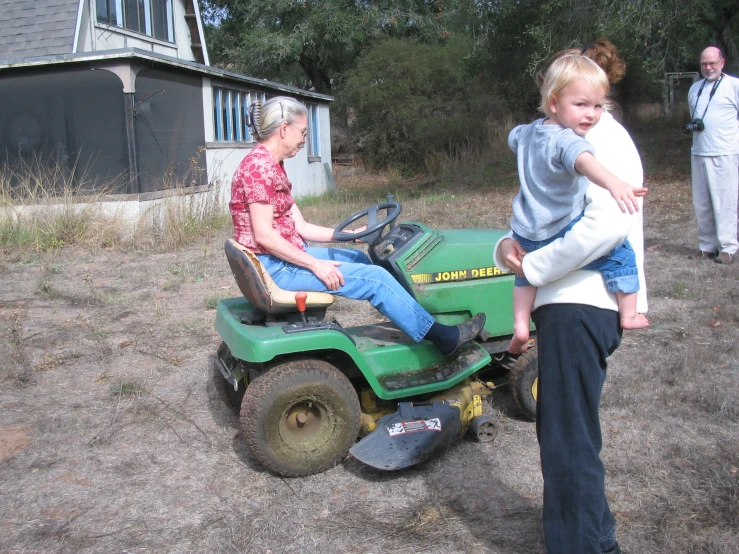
[0, 0, 334, 211]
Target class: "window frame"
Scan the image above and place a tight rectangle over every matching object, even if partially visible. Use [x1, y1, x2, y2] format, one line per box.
[95, 0, 174, 43]
[306, 103, 321, 160]
[212, 86, 266, 144]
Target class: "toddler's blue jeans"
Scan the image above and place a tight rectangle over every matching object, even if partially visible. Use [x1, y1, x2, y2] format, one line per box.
[513, 214, 639, 294]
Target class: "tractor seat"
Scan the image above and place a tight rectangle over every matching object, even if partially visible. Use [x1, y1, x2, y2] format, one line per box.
[224, 239, 334, 315]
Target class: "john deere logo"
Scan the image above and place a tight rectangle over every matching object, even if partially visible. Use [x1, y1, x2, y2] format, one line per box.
[411, 266, 508, 284]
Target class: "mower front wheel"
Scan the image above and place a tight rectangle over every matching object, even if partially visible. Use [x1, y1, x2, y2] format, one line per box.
[509, 347, 538, 421]
[241, 358, 361, 477]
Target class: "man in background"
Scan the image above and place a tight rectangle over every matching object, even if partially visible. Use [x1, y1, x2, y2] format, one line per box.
[687, 46, 739, 265]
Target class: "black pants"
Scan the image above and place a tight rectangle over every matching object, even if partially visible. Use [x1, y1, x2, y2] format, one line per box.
[532, 304, 622, 554]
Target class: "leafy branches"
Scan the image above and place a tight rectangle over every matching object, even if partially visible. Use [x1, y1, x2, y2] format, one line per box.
[202, 0, 739, 170]
[203, 0, 456, 94]
[342, 37, 499, 170]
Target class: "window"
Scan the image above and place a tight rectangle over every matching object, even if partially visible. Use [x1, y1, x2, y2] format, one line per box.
[306, 103, 321, 158]
[96, 0, 174, 42]
[212, 87, 265, 143]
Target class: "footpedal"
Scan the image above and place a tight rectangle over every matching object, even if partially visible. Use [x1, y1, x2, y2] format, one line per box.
[379, 343, 489, 390]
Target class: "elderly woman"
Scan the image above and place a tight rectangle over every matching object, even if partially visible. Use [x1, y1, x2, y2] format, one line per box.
[230, 96, 485, 356]
[495, 39, 647, 554]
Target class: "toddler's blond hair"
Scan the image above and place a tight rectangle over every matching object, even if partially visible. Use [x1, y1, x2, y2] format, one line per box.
[539, 54, 609, 116]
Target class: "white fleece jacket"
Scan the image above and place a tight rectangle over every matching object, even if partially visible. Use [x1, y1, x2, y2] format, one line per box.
[494, 112, 648, 312]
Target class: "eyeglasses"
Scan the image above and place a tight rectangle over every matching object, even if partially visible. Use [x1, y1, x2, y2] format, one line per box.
[700, 60, 721, 67]
[288, 123, 308, 138]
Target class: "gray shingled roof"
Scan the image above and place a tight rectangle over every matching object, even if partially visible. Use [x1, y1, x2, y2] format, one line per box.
[0, 48, 334, 101]
[0, 0, 79, 60]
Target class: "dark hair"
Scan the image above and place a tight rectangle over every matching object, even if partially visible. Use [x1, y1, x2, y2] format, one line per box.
[581, 37, 626, 84]
[535, 37, 626, 87]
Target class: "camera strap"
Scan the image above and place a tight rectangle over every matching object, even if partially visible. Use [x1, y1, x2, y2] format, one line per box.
[691, 74, 724, 120]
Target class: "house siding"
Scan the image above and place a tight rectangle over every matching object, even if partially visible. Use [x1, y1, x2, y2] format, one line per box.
[1, 1, 333, 206]
[86, 1, 196, 62]
[0, 0, 79, 59]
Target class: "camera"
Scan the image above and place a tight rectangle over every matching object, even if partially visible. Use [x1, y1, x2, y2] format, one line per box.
[683, 118, 705, 134]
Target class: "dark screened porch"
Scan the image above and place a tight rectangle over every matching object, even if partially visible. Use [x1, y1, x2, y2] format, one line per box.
[0, 62, 207, 196]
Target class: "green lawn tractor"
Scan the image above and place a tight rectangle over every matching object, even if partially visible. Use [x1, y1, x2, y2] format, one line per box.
[213, 200, 538, 477]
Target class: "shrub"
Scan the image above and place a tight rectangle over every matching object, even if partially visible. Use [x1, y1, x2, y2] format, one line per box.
[341, 37, 505, 171]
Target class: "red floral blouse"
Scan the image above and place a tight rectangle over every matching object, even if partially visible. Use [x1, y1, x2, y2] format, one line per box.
[230, 144, 306, 254]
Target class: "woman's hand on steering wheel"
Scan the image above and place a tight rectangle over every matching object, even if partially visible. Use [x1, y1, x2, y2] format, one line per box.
[348, 225, 367, 243]
[312, 259, 345, 291]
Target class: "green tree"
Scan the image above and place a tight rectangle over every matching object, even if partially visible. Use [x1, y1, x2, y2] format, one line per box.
[470, 0, 715, 108]
[202, 0, 374, 94]
[342, 37, 498, 170]
[202, 0, 456, 94]
[691, 0, 739, 70]
[201, 0, 739, 169]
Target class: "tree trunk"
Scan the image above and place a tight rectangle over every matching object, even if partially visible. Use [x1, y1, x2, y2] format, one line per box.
[299, 55, 332, 95]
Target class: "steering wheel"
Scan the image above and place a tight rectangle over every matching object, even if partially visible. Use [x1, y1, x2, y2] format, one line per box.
[332, 202, 402, 246]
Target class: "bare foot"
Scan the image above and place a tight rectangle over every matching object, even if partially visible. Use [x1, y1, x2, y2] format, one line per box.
[621, 313, 649, 330]
[508, 326, 530, 354]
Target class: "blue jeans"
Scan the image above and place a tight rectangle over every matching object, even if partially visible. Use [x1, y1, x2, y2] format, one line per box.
[514, 214, 639, 294]
[532, 304, 622, 554]
[257, 247, 435, 342]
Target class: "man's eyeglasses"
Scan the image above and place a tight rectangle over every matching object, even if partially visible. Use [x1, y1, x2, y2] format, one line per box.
[701, 60, 721, 67]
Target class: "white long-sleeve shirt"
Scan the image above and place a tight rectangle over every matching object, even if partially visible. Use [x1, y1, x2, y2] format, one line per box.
[494, 112, 648, 312]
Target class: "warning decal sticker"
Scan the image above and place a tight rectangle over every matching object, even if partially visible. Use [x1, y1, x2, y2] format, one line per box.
[386, 418, 442, 436]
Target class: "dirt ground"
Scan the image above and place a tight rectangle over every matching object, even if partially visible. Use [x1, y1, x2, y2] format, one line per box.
[1, 168, 737, 553]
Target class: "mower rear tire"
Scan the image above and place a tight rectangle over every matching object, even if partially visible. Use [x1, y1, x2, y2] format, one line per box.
[510, 347, 538, 421]
[241, 358, 361, 477]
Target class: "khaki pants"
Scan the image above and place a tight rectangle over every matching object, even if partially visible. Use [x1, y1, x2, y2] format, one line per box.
[691, 154, 739, 255]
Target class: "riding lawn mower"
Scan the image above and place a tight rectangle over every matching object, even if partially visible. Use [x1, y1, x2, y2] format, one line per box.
[213, 200, 538, 477]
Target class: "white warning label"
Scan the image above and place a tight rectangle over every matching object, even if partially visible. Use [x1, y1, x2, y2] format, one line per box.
[386, 418, 442, 436]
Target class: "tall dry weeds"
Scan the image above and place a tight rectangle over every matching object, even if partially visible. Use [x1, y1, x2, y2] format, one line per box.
[0, 154, 126, 250]
[0, 149, 230, 253]
[424, 114, 517, 176]
[131, 149, 230, 251]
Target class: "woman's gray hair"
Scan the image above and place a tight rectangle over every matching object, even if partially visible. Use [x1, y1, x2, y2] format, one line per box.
[248, 96, 307, 141]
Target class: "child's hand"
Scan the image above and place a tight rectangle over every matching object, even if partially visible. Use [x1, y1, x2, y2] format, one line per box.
[608, 180, 648, 214]
[502, 238, 527, 278]
[574, 152, 648, 213]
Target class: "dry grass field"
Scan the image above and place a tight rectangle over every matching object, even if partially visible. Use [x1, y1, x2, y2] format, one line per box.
[0, 125, 737, 553]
